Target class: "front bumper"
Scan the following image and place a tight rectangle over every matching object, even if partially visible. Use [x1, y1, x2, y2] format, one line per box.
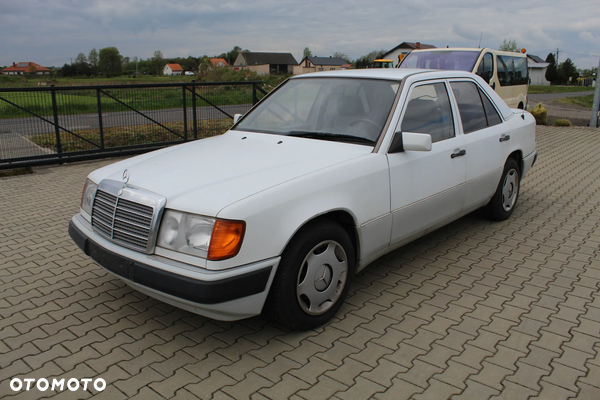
[69, 215, 279, 320]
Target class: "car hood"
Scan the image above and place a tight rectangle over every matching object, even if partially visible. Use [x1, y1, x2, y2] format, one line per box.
[89, 130, 372, 217]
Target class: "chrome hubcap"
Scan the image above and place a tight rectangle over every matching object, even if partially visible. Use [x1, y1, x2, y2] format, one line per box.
[296, 240, 348, 315]
[502, 168, 519, 212]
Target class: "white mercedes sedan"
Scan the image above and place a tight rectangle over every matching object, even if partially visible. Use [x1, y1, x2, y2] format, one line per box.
[69, 69, 537, 330]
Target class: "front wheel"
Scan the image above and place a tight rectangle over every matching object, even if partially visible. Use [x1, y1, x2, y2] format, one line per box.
[266, 220, 355, 330]
[484, 158, 521, 221]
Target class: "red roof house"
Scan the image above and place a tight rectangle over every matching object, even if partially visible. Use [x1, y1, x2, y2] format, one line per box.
[162, 63, 184, 75]
[210, 58, 229, 67]
[2, 62, 51, 75]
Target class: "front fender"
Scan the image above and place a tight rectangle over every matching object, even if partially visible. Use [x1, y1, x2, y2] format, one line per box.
[207, 153, 391, 271]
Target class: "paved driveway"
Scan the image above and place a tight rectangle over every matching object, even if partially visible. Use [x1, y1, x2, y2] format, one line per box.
[1, 126, 599, 399]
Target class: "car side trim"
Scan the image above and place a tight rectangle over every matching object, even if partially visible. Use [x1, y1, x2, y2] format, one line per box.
[69, 221, 272, 305]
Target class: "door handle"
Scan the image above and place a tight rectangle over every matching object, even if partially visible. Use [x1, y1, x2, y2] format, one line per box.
[451, 149, 466, 159]
[499, 134, 510, 142]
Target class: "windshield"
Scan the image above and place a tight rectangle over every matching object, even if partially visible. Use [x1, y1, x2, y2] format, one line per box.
[234, 77, 400, 145]
[399, 50, 481, 72]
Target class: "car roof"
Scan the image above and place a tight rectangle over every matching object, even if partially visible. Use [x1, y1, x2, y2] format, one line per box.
[292, 68, 479, 81]
[409, 47, 526, 57]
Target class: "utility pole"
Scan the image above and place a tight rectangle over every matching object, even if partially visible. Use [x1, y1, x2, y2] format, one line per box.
[589, 56, 600, 128]
[556, 48, 560, 65]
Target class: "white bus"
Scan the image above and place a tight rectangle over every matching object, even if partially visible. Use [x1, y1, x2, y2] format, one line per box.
[399, 48, 529, 109]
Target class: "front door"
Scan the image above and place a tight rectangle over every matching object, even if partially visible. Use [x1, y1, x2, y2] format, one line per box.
[387, 81, 467, 246]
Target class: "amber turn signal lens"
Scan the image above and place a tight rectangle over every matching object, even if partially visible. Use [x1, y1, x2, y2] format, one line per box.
[207, 219, 246, 261]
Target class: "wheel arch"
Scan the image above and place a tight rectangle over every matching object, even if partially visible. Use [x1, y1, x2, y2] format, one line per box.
[282, 209, 360, 270]
[508, 150, 523, 177]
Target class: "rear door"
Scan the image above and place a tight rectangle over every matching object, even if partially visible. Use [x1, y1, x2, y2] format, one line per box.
[449, 80, 510, 210]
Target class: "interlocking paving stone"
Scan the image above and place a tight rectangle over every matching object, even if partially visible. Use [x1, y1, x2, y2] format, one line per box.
[1, 126, 600, 399]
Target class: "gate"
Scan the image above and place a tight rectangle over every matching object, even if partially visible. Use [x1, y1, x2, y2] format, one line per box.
[0, 81, 266, 169]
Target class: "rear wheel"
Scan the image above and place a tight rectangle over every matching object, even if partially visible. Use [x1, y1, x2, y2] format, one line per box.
[266, 220, 355, 330]
[484, 158, 521, 221]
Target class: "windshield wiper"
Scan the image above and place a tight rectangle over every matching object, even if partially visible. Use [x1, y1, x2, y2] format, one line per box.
[287, 131, 375, 145]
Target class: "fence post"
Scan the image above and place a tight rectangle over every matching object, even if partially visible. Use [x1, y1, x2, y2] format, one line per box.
[589, 57, 600, 128]
[50, 85, 62, 155]
[182, 86, 188, 141]
[191, 80, 198, 139]
[96, 88, 105, 149]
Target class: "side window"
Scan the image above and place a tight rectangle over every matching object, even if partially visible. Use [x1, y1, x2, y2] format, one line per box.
[479, 88, 502, 126]
[496, 56, 508, 86]
[450, 81, 488, 134]
[513, 57, 528, 85]
[401, 83, 454, 143]
[476, 53, 493, 83]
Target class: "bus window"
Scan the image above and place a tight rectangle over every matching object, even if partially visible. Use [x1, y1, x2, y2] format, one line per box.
[476, 53, 493, 83]
[497, 56, 509, 86]
[497, 55, 529, 86]
[514, 57, 528, 85]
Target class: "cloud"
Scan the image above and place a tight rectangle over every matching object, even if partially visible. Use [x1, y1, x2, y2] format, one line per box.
[0, 0, 598, 69]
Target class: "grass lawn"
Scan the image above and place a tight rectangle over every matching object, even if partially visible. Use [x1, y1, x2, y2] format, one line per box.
[0, 86, 257, 119]
[556, 95, 594, 108]
[29, 119, 233, 153]
[528, 85, 595, 94]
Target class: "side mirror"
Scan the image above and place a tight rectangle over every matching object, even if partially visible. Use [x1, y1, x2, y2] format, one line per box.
[233, 113, 243, 124]
[388, 131, 432, 154]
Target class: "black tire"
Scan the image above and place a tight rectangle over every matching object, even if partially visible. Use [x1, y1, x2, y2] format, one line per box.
[484, 158, 521, 221]
[266, 219, 355, 330]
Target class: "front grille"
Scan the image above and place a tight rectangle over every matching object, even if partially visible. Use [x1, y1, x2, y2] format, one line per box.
[91, 189, 155, 252]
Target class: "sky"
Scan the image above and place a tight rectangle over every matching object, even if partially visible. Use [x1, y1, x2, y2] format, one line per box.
[1, 0, 599, 70]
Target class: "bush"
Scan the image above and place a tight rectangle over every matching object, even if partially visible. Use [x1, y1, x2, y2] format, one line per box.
[554, 118, 571, 127]
[531, 103, 547, 125]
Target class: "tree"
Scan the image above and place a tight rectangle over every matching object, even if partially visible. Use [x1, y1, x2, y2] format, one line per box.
[355, 50, 386, 68]
[59, 62, 77, 77]
[333, 52, 351, 63]
[122, 56, 131, 71]
[88, 48, 99, 75]
[98, 47, 122, 77]
[151, 50, 164, 75]
[558, 58, 579, 85]
[88, 48, 98, 67]
[545, 53, 558, 84]
[218, 46, 249, 66]
[182, 56, 198, 72]
[75, 53, 88, 65]
[303, 47, 312, 58]
[499, 39, 519, 53]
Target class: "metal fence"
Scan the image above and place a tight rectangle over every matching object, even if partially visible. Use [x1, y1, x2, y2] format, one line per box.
[0, 81, 267, 169]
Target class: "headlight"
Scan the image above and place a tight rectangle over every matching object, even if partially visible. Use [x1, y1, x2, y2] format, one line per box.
[80, 179, 98, 219]
[157, 210, 245, 261]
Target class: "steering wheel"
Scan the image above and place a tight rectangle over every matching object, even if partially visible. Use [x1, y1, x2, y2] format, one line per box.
[349, 118, 381, 138]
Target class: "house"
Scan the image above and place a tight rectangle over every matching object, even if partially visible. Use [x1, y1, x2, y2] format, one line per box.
[233, 52, 298, 76]
[163, 63, 184, 76]
[294, 56, 350, 75]
[2, 62, 50, 75]
[382, 42, 437, 67]
[527, 54, 550, 86]
[210, 58, 229, 68]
